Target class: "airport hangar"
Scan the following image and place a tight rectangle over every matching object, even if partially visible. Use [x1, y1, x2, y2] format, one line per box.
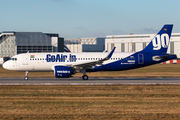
[0, 31, 64, 64]
[64, 38, 105, 52]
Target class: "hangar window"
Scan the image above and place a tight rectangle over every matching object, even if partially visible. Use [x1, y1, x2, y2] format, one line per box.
[143, 43, 146, 49]
[132, 43, 136, 52]
[170, 42, 174, 54]
[121, 43, 125, 52]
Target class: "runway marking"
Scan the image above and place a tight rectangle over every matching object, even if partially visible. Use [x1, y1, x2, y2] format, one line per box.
[1, 82, 180, 85]
[1, 77, 180, 85]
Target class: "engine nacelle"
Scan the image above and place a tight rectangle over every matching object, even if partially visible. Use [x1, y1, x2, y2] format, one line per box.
[54, 66, 73, 78]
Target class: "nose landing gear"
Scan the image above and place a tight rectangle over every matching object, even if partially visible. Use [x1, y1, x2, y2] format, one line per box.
[24, 71, 28, 80]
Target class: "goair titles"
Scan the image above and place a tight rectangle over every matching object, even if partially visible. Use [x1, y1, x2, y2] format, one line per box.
[46, 54, 76, 62]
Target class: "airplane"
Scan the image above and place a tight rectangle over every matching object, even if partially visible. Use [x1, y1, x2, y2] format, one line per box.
[2, 24, 177, 80]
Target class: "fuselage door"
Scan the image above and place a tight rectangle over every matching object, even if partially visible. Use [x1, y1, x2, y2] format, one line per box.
[138, 53, 144, 64]
[23, 55, 28, 65]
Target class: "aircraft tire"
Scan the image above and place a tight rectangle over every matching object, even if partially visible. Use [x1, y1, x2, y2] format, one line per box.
[82, 75, 88, 80]
[24, 77, 28, 80]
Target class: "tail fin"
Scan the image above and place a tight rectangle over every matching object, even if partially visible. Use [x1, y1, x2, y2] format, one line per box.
[142, 24, 173, 54]
[64, 44, 71, 52]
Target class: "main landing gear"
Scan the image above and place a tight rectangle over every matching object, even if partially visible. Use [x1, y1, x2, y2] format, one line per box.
[24, 71, 28, 80]
[81, 69, 89, 80]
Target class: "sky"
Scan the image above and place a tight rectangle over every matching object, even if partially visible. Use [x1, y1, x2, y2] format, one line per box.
[0, 0, 180, 39]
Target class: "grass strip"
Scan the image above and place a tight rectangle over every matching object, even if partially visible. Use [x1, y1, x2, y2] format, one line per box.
[0, 85, 180, 120]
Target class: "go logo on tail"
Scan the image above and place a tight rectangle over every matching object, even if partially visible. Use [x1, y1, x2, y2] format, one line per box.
[152, 34, 169, 50]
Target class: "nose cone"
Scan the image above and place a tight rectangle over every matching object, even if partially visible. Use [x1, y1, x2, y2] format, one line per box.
[2, 61, 12, 70]
[3, 62, 9, 70]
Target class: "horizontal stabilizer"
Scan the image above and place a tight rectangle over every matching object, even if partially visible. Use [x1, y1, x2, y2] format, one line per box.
[154, 54, 177, 59]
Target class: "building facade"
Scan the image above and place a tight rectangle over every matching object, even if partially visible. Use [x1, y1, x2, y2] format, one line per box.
[0, 31, 64, 58]
[65, 38, 105, 52]
[105, 33, 180, 58]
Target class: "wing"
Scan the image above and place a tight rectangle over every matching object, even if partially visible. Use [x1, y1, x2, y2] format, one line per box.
[72, 47, 116, 70]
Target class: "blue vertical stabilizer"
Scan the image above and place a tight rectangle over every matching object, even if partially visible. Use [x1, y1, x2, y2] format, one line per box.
[142, 24, 173, 54]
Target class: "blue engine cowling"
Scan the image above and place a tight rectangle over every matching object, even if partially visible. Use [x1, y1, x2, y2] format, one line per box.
[54, 66, 72, 78]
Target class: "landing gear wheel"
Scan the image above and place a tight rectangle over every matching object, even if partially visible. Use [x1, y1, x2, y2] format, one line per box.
[82, 75, 88, 80]
[24, 76, 28, 80]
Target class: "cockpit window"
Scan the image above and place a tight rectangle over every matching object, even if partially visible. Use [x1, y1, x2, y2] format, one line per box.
[10, 58, 17, 61]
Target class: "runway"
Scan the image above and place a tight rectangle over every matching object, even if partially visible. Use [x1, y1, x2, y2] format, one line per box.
[0, 77, 180, 85]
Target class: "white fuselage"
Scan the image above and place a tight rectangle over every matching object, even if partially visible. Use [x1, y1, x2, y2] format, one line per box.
[3, 52, 133, 71]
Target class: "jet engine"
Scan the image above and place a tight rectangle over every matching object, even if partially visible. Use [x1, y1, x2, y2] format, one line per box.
[54, 66, 74, 78]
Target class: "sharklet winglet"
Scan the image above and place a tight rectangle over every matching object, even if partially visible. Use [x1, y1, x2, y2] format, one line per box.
[106, 47, 116, 59]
